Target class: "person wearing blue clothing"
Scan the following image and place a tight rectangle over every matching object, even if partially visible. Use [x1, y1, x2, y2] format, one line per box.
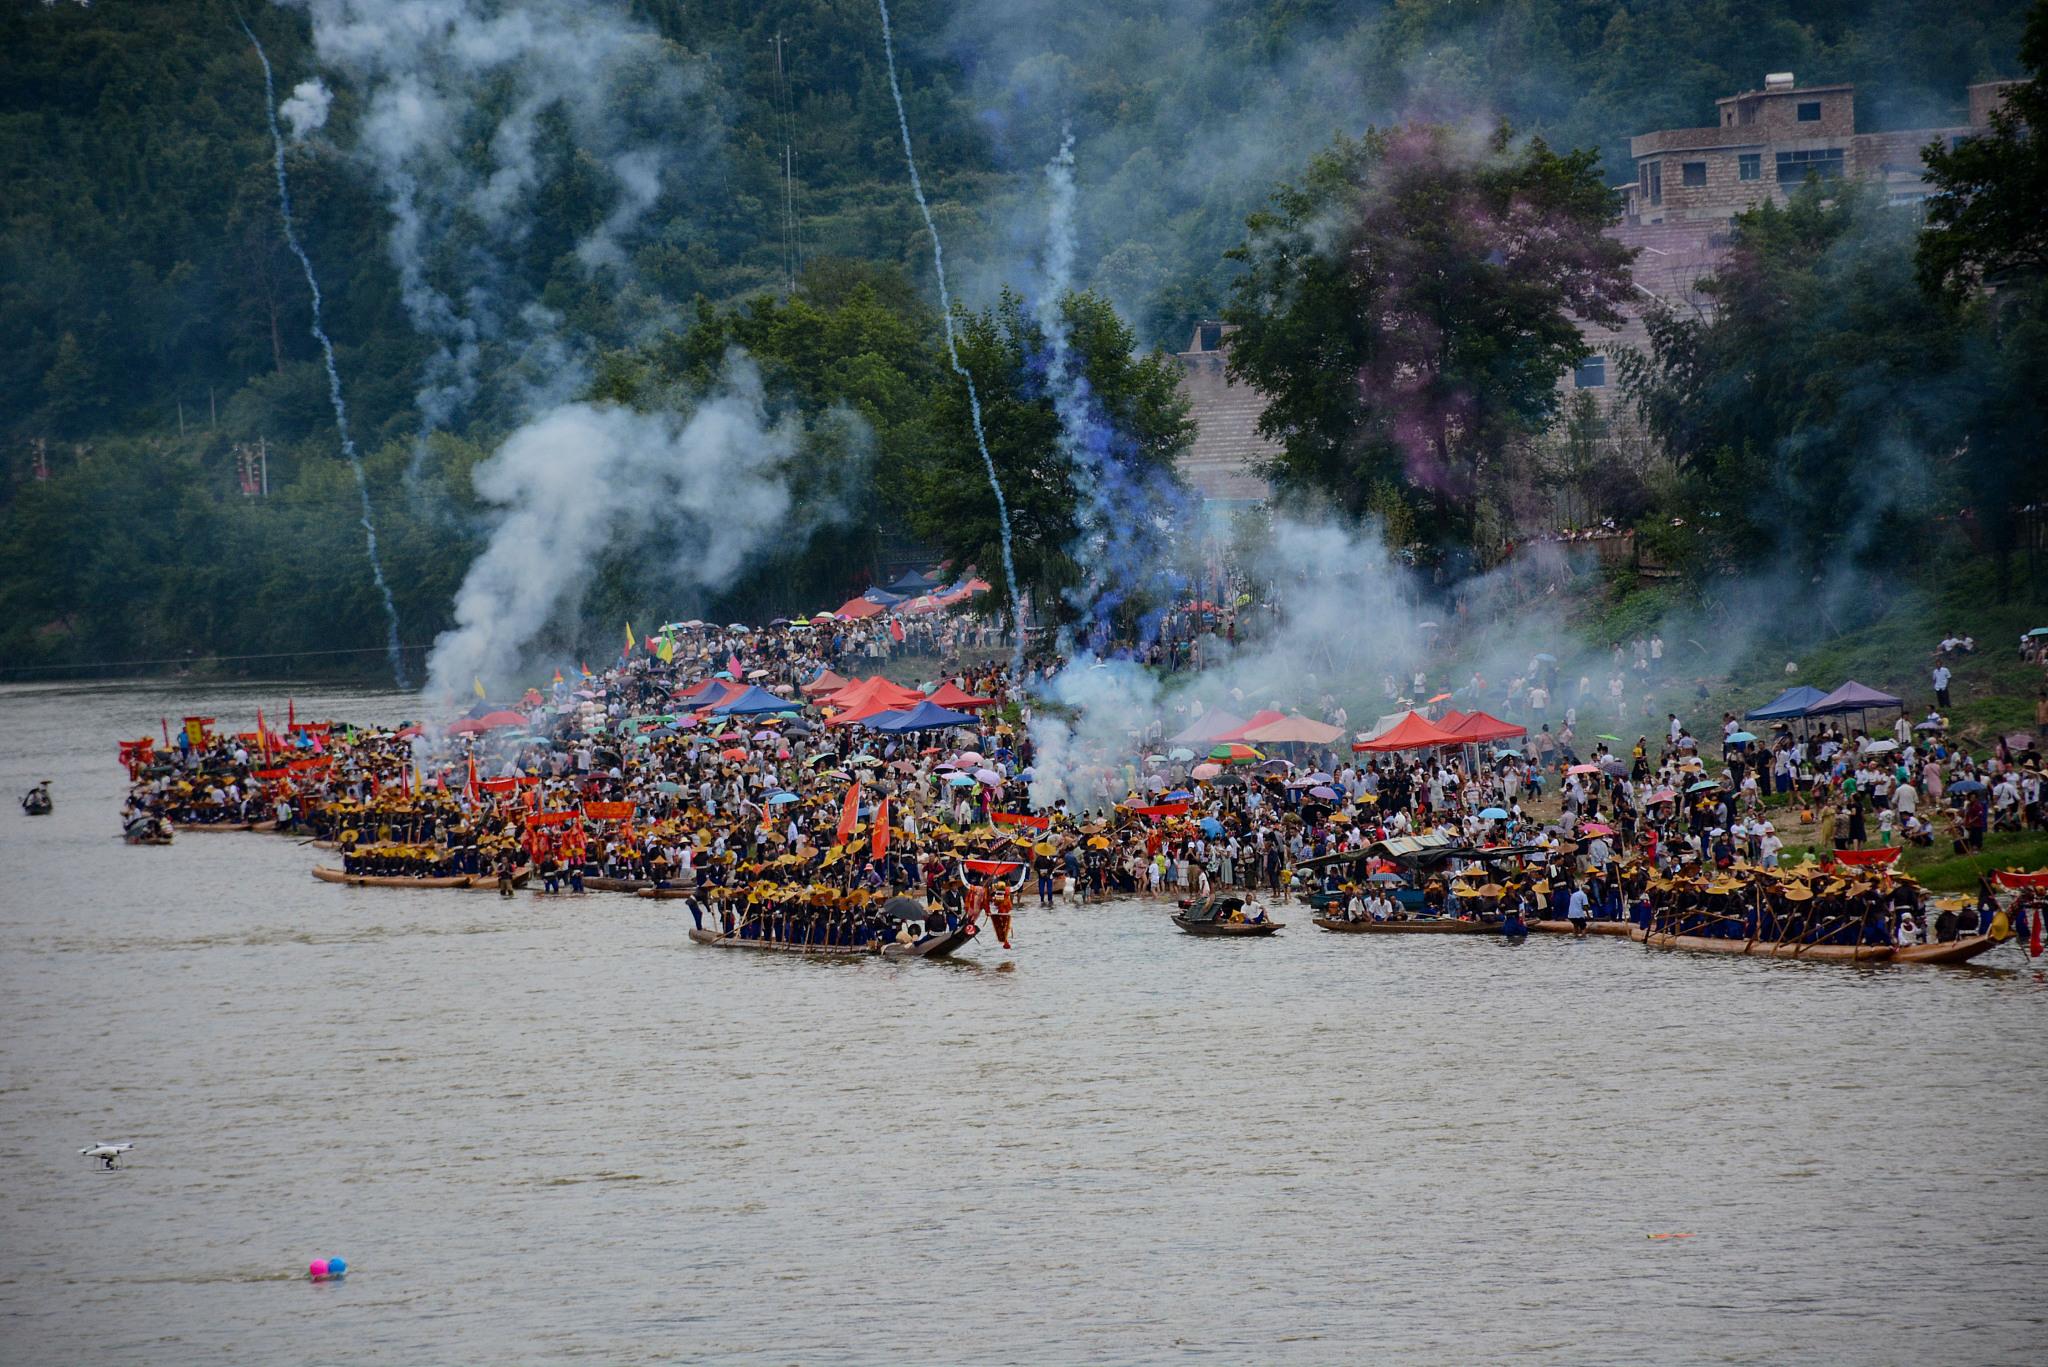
[1566, 886, 1590, 937]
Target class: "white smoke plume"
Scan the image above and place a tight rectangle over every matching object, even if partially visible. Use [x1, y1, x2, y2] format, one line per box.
[280, 77, 332, 140]
[424, 354, 855, 699]
[284, 0, 713, 438]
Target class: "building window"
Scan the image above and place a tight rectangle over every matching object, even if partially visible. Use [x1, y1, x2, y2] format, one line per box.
[1682, 161, 1707, 188]
[1574, 356, 1607, 389]
[1739, 153, 1761, 181]
[1797, 101, 1822, 122]
[1647, 162, 1662, 205]
[1776, 147, 1845, 183]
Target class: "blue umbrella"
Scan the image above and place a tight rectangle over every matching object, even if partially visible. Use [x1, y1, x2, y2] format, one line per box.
[1727, 731, 1756, 743]
[1198, 817, 1225, 836]
[766, 791, 799, 805]
[1948, 778, 1987, 794]
[1309, 785, 1340, 800]
[1163, 789, 1193, 801]
[946, 773, 977, 787]
[1687, 779, 1719, 792]
[1480, 806, 1509, 819]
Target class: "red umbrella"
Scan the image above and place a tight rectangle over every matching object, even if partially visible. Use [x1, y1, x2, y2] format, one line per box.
[477, 710, 527, 729]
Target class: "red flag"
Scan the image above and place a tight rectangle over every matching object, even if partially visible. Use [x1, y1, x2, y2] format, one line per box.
[990, 811, 1051, 831]
[2032, 903, 2043, 959]
[837, 781, 862, 845]
[287, 697, 295, 730]
[161, 716, 170, 746]
[727, 652, 743, 679]
[871, 796, 890, 860]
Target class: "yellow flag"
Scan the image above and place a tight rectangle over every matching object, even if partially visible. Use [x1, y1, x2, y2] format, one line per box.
[473, 676, 487, 699]
[659, 635, 675, 663]
[624, 622, 636, 652]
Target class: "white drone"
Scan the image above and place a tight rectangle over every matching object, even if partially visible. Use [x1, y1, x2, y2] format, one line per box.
[81, 1143, 132, 1169]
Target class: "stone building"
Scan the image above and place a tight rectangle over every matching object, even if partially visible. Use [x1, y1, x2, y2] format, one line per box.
[1171, 320, 1275, 521]
[1569, 73, 2018, 413]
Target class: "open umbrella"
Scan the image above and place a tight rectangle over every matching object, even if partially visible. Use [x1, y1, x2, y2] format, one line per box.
[1864, 739, 1899, 754]
[848, 755, 883, 768]
[767, 792, 799, 805]
[1727, 731, 1757, 743]
[974, 768, 1001, 786]
[946, 773, 977, 787]
[1948, 778, 1987, 794]
[1198, 817, 1225, 836]
[1209, 743, 1264, 763]
[1369, 871, 1405, 884]
[1567, 763, 1602, 775]
[1479, 807, 1509, 819]
[1309, 785, 1340, 801]
[1191, 762, 1222, 780]
[1169, 747, 1195, 761]
[1687, 779, 1719, 792]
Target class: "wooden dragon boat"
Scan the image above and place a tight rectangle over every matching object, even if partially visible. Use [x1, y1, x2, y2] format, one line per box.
[1314, 915, 1498, 934]
[174, 820, 254, 832]
[1530, 919, 1637, 936]
[584, 875, 652, 893]
[1642, 931, 1894, 963]
[312, 866, 472, 889]
[1890, 934, 2002, 965]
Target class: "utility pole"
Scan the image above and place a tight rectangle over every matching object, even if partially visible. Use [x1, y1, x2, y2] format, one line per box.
[209, 387, 217, 427]
[177, 397, 186, 438]
[259, 434, 269, 497]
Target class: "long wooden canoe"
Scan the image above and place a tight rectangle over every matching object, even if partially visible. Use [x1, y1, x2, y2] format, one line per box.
[1642, 931, 1894, 963]
[685, 927, 874, 956]
[174, 821, 254, 832]
[634, 887, 697, 900]
[311, 865, 472, 889]
[1530, 919, 1637, 937]
[1891, 934, 2001, 966]
[583, 875, 652, 893]
[1313, 915, 1496, 935]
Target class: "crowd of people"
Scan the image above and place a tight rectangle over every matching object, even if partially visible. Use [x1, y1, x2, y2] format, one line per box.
[114, 599, 2048, 957]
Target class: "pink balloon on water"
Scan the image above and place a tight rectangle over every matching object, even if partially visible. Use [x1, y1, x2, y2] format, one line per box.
[308, 1259, 329, 1279]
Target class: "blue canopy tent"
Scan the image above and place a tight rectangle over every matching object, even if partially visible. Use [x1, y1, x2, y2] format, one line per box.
[862, 588, 906, 606]
[887, 570, 938, 594]
[866, 700, 978, 733]
[1806, 680, 1904, 718]
[1745, 684, 1828, 721]
[707, 685, 797, 716]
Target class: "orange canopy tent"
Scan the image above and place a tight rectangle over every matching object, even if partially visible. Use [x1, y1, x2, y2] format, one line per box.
[1352, 711, 1461, 752]
[833, 596, 886, 619]
[1240, 714, 1345, 745]
[1215, 709, 1288, 742]
[827, 677, 922, 711]
[801, 670, 851, 696]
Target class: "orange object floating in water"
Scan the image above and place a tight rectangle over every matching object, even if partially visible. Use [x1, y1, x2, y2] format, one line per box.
[1647, 1232, 1696, 1240]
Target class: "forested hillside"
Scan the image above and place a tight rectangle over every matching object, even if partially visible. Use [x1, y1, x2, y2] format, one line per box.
[0, 0, 2030, 675]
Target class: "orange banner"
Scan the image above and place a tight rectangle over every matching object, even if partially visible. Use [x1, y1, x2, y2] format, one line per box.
[990, 811, 1051, 830]
[582, 801, 637, 821]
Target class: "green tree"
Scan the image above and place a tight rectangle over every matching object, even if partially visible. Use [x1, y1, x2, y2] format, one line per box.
[1620, 185, 1963, 573]
[1222, 124, 1632, 549]
[1918, 0, 2048, 296]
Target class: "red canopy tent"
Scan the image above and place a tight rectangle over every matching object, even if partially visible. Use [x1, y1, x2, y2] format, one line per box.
[926, 681, 997, 710]
[833, 596, 885, 619]
[827, 697, 901, 728]
[1240, 714, 1345, 745]
[1352, 711, 1460, 753]
[1444, 710, 1527, 743]
[1436, 709, 1469, 732]
[801, 670, 851, 696]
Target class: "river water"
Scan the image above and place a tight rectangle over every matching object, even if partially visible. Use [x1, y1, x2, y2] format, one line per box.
[2, 679, 2043, 1364]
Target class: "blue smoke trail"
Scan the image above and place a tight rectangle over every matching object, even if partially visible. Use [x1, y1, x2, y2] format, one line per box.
[241, 17, 409, 689]
[874, 0, 1025, 681]
[1033, 132, 1190, 656]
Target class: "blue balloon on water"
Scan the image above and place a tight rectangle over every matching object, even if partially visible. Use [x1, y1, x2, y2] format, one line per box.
[326, 1257, 347, 1277]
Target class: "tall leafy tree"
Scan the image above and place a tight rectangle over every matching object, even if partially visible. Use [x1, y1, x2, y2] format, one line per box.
[1223, 124, 1631, 549]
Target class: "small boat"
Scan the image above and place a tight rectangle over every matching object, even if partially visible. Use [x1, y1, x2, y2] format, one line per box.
[1891, 934, 2001, 966]
[1642, 931, 1895, 963]
[1313, 915, 1498, 934]
[21, 784, 53, 816]
[122, 816, 174, 846]
[1173, 894, 1282, 936]
[881, 924, 978, 960]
